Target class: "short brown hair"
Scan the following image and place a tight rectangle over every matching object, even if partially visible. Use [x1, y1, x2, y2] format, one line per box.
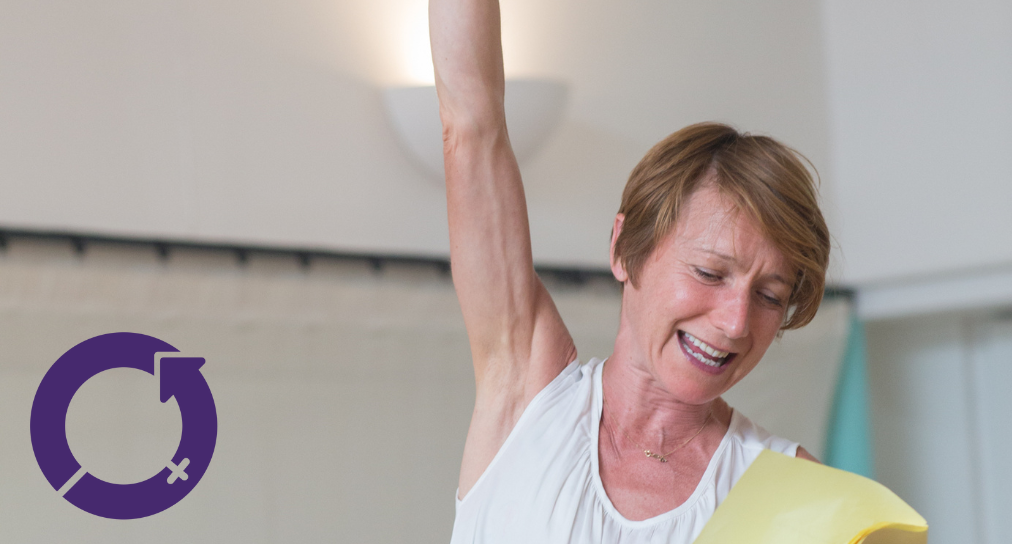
[613, 122, 830, 330]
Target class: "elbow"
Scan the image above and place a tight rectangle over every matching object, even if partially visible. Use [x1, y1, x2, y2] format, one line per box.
[440, 106, 505, 143]
[435, 83, 506, 144]
[440, 111, 508, 165]
[796, 446, 821, 463]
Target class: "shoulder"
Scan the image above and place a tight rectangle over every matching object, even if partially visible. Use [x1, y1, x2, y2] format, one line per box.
[727, 409, 801, 458]
[457, 353, 591, 497]
[729, 412, 820, 462]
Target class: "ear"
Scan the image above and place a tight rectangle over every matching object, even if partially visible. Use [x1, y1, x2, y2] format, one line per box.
[609, 213, 629, 283]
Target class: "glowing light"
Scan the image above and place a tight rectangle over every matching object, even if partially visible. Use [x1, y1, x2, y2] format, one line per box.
[399, 0, 435, 85]
[388, 0, 543, 85]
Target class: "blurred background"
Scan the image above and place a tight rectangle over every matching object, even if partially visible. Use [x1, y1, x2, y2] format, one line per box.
[1, 0, 1009, 542]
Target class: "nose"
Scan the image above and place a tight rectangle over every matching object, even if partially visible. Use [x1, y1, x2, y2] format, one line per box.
[712, 288, 751, 340]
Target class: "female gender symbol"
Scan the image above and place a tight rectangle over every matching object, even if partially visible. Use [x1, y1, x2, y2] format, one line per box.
[30, 333, 217, 519]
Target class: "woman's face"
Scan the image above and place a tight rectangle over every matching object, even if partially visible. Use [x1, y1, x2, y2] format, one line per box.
[611, 184, 794, 405]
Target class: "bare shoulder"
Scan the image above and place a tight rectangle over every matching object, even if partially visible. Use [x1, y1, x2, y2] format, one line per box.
[796, 446, 821, 463]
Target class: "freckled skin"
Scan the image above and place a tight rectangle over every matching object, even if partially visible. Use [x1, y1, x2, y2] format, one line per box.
[612, 184, 792, 405]
[601, 183, 796, 520]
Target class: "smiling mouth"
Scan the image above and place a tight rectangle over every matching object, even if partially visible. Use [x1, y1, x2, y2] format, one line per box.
[678, 331, 736, 368]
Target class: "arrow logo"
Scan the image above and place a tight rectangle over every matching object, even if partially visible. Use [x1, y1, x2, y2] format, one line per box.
[30, 333, 218, 519]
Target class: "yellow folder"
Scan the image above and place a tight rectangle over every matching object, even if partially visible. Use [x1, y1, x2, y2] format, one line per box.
[693, 450, 928, 544]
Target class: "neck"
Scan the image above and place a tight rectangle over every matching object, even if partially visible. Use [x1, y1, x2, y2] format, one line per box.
[601, 350, 728, 454]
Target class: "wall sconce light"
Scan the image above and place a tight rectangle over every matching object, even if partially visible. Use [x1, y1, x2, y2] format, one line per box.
[383, 79, 567, 181]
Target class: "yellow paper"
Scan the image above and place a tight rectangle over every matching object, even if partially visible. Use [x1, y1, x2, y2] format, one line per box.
[693, 450, 927, 544]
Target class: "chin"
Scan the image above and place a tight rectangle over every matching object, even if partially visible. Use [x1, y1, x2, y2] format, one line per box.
[660, 373, 727, 406]
[662, 355, 752, 405]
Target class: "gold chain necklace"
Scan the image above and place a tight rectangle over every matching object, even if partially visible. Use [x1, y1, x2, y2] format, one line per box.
[604, 400, 712, 463]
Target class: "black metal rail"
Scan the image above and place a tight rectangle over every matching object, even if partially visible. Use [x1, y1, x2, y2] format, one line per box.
[0, 226, 854, 298]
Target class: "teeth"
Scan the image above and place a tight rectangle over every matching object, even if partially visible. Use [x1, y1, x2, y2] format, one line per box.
[689, 349, 723, 367]
[683, 332, 730, 358]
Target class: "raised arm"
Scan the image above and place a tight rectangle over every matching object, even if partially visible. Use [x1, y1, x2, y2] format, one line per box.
[429, 0, 576, 496]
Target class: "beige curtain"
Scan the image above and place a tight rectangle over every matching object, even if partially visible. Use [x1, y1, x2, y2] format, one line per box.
[0, 237, 848, 543]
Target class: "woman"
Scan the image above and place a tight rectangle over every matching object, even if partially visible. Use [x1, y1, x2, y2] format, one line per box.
[430, 0, 830, 541]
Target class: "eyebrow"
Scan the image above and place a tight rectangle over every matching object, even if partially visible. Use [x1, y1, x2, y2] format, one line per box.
[696, 248, 792, 286]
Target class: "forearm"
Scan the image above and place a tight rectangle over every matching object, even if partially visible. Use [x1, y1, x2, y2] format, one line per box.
[429, 0, 505, 131]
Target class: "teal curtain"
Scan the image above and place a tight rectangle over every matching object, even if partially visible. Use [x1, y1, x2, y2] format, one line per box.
[824, 313, 875, 478]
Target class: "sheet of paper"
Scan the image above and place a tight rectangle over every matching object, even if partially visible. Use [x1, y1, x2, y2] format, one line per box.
[693, 450, 927, 544]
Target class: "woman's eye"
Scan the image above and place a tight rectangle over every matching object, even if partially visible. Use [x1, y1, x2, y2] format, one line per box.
[759, 292, 785, 307]
[694, 268, 721, 281]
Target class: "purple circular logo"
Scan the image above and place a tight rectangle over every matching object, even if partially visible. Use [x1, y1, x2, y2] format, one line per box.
[30, 333, 217, 519]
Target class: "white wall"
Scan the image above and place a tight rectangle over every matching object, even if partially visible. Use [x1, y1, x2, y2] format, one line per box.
[967, 316, 1012, 544]
[0, 0, 831, 269]
[825, 11, 1012, 534]
[866, 311, 1012, 544]
[821, 0, 1012, 286]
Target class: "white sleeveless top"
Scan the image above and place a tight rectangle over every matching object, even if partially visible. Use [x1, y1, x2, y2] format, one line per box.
[450, 357, 799, 544]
